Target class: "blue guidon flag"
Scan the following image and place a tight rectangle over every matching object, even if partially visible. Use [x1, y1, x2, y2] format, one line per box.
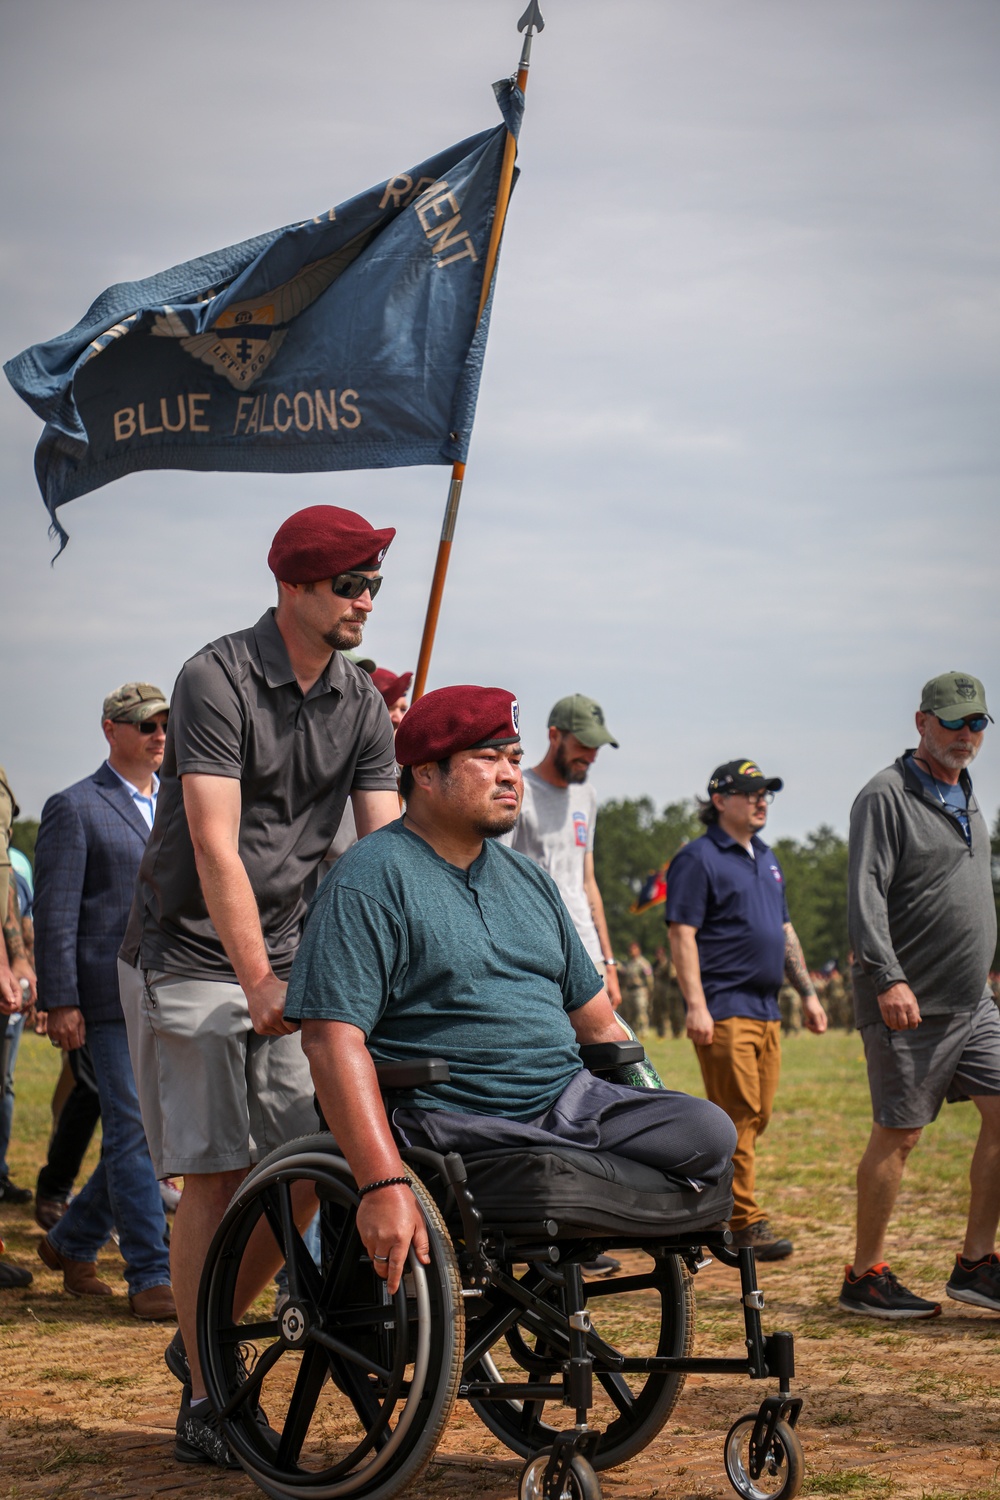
[5, 82, 522, 552]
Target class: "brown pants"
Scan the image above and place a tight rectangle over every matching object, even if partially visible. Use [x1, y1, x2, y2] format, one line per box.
[695, 1017, 781, 1231]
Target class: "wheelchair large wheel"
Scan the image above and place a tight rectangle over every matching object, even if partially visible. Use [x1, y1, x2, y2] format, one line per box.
[467, 1249, 695, 1470]
[199, 1134, 463, 1500]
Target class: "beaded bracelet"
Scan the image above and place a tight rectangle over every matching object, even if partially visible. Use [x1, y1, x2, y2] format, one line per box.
[357, 1176, 412, 1198]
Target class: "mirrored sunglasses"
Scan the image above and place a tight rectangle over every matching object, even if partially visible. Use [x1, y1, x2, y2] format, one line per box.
[331, 571, 382, 601]
[937, 714, 989, 732]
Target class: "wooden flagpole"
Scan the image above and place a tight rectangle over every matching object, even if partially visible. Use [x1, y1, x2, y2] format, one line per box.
[410, 2, 544, 701]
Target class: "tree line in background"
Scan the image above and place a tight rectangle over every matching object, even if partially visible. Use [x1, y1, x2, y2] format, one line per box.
[594, 799, 1000, 972]
[11, 805, 1000, 971]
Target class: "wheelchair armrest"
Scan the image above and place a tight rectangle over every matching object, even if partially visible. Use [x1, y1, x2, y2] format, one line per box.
[374, 1058, 451, 1090]
[579, 1041, 646, 1072]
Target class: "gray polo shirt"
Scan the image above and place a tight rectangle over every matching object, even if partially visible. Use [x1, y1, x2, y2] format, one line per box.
[120, 610, 397, 982]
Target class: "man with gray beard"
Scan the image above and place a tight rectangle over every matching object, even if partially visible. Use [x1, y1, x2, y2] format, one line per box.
[840, 671, 999, 1319]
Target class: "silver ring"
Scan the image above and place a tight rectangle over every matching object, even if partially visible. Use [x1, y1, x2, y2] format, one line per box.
[373, 1254, 389, 1262]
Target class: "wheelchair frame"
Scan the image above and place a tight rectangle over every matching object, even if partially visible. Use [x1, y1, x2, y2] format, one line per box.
[197, 1048, 805, 1500]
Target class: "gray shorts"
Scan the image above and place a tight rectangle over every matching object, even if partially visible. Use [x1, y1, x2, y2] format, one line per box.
[118, 960, 316, 1177]
[861, 992, 1000, 1130]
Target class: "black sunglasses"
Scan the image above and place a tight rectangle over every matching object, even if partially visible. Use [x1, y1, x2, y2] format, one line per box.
[133, 718, 168, 735]
[331, 571, 382, 601]
[937, 714, 989, 733]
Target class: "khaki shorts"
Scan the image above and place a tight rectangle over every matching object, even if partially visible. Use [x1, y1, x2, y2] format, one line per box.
[118, 960, 316, 1177]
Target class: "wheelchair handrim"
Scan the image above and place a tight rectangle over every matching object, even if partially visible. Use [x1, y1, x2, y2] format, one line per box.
[200, 1155, 440, 1498]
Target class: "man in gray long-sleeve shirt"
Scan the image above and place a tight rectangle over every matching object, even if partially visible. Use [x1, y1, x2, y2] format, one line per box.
[840, 671, 999, 1321]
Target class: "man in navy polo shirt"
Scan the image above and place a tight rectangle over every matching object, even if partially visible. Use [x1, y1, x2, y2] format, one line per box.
[667, 760, 827, 1259]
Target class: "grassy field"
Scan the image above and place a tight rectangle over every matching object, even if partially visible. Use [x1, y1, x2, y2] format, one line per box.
[2, 1027, 999, 1500]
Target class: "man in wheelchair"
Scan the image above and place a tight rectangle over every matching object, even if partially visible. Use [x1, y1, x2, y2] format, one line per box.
[285, 685, 737, 1296]
[197, 685, 804, 1500]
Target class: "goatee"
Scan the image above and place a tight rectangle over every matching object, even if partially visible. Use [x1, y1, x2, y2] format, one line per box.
[478, 807, 519, 839]
[323, 618, 366, 651]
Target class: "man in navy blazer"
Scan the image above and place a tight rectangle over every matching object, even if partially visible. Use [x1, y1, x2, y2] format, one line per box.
[33, 684, 174, 1319]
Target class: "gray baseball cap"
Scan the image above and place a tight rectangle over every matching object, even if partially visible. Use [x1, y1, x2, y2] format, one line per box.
[919, 671, 992, 723]
[102, 682, 169, 723]
[548, 694, 619, 749]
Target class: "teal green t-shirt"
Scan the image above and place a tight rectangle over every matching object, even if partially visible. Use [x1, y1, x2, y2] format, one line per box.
[284, 819, 603, 1119]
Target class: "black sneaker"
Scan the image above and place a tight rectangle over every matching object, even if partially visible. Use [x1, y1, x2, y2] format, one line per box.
[946, 1252, 1000, 1312]
[164, 1328, 189, 1385]
[0, 1259, 33, 1289]
[0, 1176, 32, 1205]
[174, 1388, 241, 1468]
[730, 1220, 793, 1261]
[165, 1331, 261, 1399]
[168, 1336, 278, 1455]
[839, 1262, 941, 1319]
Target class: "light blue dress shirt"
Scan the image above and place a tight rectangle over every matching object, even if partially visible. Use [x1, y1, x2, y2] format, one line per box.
[106, 762, 159, 830]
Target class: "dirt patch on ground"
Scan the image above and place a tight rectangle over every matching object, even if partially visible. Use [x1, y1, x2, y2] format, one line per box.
[3, 1200, 1000, 1500]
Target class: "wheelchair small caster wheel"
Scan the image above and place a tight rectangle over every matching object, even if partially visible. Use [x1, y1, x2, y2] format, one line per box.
[519, 1448, 602, 1500]
[724, 1412, 803, 1499]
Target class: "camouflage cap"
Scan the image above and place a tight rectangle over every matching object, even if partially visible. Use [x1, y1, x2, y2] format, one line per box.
[919, 671, 992, 723]
[548, 694, 619, 749]
[102, 682, 169, 724]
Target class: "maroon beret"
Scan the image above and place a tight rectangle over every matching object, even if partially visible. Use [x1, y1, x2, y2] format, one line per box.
[394, 685, 520, 766]
[371, 668, 413, 708]
[268, 505, 395, 583]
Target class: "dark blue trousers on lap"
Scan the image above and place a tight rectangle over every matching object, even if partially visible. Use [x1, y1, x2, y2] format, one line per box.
[394, 1068, 737, 1190]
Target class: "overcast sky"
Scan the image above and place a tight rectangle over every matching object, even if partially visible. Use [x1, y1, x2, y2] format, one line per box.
[2, 0, 998, 840]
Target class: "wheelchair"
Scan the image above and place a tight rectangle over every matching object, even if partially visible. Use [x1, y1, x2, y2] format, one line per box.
[197, 1043, 805, 1500]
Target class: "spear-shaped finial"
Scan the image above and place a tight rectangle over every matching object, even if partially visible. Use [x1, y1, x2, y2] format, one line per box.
[516, 1, 545, 71]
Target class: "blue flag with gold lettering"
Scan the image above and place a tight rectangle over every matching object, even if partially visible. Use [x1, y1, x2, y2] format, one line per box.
[5, 82, 522, 551]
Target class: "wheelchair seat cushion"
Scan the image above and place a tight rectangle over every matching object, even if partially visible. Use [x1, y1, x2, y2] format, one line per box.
[459, 1146, 734, 1237]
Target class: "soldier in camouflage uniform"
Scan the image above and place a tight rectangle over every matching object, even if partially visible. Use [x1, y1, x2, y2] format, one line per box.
[652, 945, 685, 1038]
[778, 981, 802, 1035]
[619, 941, 653, 1037]
[824, 967, 849, 1029]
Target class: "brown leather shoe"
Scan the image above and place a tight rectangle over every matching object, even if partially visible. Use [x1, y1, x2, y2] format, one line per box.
[130, 1284, 177, 1321]
[34, 1196, 70, 1232]
[37, 1234, 113, 1296]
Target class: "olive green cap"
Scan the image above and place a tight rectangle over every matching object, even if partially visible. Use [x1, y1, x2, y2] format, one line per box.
[342, 649, 377, 674]
[548, 694, 619, 749]
[919, 671, 992, 723]
[102, 682, 169, 724]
